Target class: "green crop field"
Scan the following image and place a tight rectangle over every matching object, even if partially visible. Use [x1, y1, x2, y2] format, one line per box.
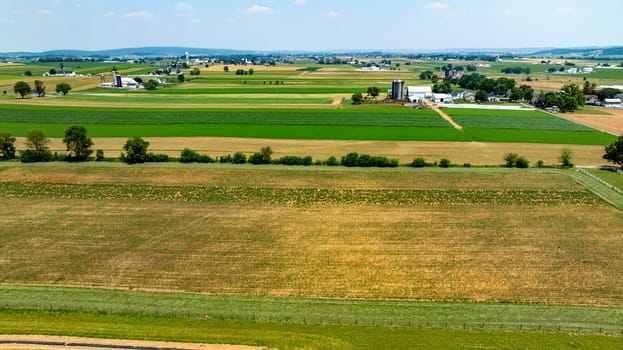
[0, 104, 616, 144]
[446, 108, 596, 131]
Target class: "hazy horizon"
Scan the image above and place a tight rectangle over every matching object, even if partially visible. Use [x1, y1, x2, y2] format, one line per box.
[2, 0, 622, 52]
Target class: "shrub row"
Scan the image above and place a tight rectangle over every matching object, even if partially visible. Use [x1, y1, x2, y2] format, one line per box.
[410, 157, 470, 168]
[341, 152, 399, 168]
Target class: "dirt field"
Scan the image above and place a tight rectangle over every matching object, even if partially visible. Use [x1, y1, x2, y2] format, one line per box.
[0, 335, 263, 350]
[15, 137, 607, 166]
[561, 108, 623, 135]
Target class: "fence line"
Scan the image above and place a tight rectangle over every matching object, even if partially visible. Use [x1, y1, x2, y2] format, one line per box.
[577, 166, 623, 195]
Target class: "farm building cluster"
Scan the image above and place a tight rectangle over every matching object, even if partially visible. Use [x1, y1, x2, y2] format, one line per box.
[386, 80, 477, 105]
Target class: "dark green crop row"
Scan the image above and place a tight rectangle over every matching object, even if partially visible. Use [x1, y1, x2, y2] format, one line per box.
[0, 182, 600, 206]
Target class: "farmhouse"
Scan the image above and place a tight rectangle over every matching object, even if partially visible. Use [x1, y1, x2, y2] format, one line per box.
[406, 86, 432, 102]
[451, 91, 475, 102]
[432, 93, 453, 104]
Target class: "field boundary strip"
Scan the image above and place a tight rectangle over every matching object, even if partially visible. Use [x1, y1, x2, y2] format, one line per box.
[571, 167, 623, 209]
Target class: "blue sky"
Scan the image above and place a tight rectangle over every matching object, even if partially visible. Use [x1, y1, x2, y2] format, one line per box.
[2, 0, 622, 52]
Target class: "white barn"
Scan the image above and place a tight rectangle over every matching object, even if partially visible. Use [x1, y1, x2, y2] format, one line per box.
[406, 86, 432, 102]
[604, 98, 622, 108]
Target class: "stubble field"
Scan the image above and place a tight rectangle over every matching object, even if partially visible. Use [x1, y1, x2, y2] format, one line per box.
[1, 165, 622, 306]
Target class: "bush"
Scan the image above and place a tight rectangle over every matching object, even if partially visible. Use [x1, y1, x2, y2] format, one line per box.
[515, 156, 530, 168]
[559, 148, 574, 167]
[248, 152, 264, 164]
[276, 155, 313, 166]
[219, 154, 233, 163]
[341, 152, 359, 167]
[503, 153, 519, 167]
[326, 156, 339, 166]
[53, 152, 68, 161]
[180, 148, 199, 163]
[341, 152, 398, 168]
[536, 160, 544, 168]
[439, 158, 451, 168]
[232, 152, 247, 164]
[503, 152, 529, 168]
[121, 137, 150, 164]
[463, 163, 471, 168]
[410, 157, 429, 168]
[145, 153, 169, 163]
[19, 149, 53, 163]
[95, 149, 105, 161]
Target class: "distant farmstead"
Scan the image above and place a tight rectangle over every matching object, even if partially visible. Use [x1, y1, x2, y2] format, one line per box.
[604, 98, 622, 108]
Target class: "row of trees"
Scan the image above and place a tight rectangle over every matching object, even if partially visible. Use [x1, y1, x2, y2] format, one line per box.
[13, 81, 71, 98]
[4, 127, 623, 169]
[234, 68, 255, 75]
[500, 67, 531, 75]
[0, 126, 92, 162]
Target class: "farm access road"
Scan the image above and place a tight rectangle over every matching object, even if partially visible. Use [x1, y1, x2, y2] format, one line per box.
[0, 335, 263, 350]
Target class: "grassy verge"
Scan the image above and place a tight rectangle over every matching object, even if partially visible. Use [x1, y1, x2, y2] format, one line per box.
[1, 286, 622, 333]
[1, 309, 622, 350]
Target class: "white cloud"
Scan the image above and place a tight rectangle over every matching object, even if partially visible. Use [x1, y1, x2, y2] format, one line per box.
[555, 7, 576, 15]
[175, 2, 194, 12]
[294, 0, 307, 5]
[103, 11, 115, 17]
[245, 4, 271, 14]
[175, 2, 199, 23]
[38, 8, 53, 15]
[323, 11, 340, 18]
[425, 2, 449, 9]
[122, 10, 153, 18]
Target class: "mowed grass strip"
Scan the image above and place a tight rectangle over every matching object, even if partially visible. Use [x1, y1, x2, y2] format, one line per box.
[3, 310, 622, 350]
[2, 286, 622, 332]
[1, 166, 622, 305]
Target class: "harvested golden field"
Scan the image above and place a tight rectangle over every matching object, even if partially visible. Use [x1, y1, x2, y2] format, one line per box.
[561, 108, 623, 135]
[1, 165, 622, 306]
[15, 137, 607, 166]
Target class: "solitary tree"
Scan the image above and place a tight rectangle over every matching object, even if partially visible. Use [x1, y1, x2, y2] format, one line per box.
[367, 86, 380, 99]
[121, 136, 149, 164]
[34, 80, 46, 97]
[177, 73, 185, 82]
[604, 136, 623, 168]
[13, 81, 31, 99]
[55, 82, 72, 95]
[0, 133, 16, 160]
[351, 92, 363, 104]
[144, 79, 158, 90]
[63, 125, 93, 161]
[223, 66, 229, 72]
[558, 148, 574, 168]
[20, 129, 52, 162]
